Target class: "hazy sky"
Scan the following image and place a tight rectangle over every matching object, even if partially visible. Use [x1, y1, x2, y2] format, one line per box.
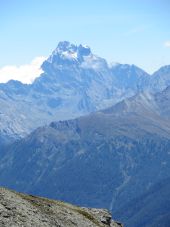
[0, 0, 170, 82]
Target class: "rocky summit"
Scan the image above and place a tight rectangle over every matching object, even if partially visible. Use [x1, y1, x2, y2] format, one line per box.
[0, 187, 122, 227]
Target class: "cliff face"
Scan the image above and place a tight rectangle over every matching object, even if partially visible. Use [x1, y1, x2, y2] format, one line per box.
[0, 187, 122, 227]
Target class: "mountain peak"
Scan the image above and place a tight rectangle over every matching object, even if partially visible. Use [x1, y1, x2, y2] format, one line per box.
[78, 44, 91, 56]
[56, 41, 91, 55]
[153, 64, 170, 76]
[49, 41, 92, 62]
[41, 41, 94, 70]
[57, 41, 77, 53]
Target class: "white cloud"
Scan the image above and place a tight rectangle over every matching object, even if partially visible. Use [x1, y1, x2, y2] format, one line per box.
[164, 41, 170, 48]
[0, 56, 46, 84]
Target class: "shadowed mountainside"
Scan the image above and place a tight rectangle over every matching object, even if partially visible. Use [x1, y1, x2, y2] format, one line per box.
[113, 178, 170, 227]
[1, 87, 170, 227]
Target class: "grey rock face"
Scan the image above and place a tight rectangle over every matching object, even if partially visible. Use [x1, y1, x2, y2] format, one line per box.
[1, 41, 170, 149]
[110, 63, 150, 91]
[150, 65, 170, 92]
[0, 187, 122, 227]
[0, 41, 154, 147]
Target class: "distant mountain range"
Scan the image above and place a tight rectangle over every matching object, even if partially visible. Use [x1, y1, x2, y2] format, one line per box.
[1, 84, 170, 226]
[1, 41, 170, 226]
[0, 41, 170, 147]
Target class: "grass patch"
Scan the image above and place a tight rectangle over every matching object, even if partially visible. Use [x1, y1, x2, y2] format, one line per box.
[72, 207, 103, 227]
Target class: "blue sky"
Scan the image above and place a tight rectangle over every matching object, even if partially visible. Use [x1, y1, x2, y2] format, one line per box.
[0, 0, 170, 82]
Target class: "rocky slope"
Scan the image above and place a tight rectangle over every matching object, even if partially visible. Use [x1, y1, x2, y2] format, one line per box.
[0, 187, 122, 227]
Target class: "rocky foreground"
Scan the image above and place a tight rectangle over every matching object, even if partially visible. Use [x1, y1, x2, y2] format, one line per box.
[0, 187, 122, 227]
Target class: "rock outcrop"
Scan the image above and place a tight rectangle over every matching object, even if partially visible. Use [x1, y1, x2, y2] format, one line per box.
[0, 187, 122, 227]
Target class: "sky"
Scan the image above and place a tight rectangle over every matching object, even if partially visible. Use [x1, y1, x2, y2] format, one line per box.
[0, 0, 170, 83]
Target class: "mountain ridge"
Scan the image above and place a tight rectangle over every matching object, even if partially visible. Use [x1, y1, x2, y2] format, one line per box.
[0, 41, 170, 146]
[1, 43, 170, 226]
[1, 84, 170, 219]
